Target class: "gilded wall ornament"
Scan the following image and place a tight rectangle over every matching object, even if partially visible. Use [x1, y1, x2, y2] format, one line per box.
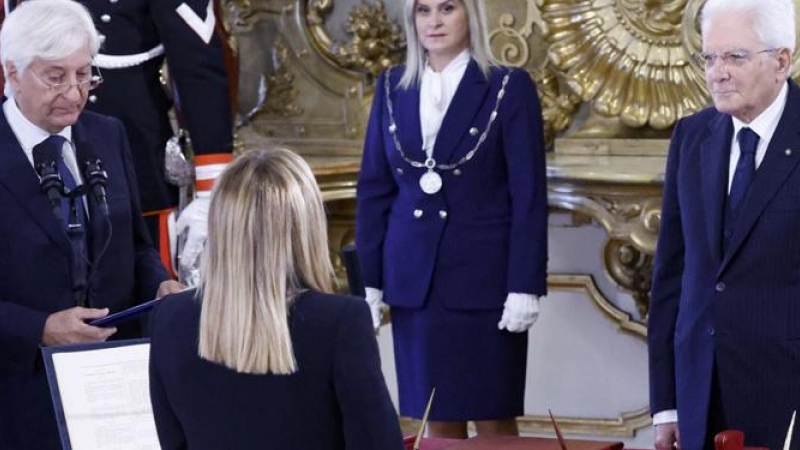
[541, 0, 709, 130]
[331, 1, 406, 77]
[251, 41, 303, 118]
[306, 0, 405, 78]
[530, 62, 582, 149]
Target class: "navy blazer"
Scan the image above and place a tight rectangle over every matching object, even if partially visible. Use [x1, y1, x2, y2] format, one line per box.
[356, 61, 548, 310]
[649, 80, 800, 450]
[149, 289, 405, 450]
[0, 107, 168, 449]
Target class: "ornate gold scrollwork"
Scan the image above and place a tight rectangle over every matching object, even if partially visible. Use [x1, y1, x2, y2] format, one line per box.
[264, 42, 304, 117]
[530, 63, 582, 149]
[305, 0, 405, 78]
[487, 1, 580, 148]
[603, 239, 654, 319]
[540, 0, 709, 130]
[223, 0, 284, 30]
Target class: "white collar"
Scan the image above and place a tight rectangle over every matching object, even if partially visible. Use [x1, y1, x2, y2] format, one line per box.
[424, 49, 471, 76]
[3, 97, 72, 153]
[731, 81, 788, 142]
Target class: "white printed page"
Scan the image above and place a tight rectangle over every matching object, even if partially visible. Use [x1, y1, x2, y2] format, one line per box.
[51, 343, 159, 450]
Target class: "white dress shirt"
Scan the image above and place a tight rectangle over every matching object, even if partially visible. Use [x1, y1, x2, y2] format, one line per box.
[3, 97, 83, 184]
[419, 49, 470, 158]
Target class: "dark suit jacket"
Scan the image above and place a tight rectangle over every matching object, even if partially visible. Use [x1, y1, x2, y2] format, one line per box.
[149, 289, 405, 450]
[649, 80, 800, 450]
[3, 0, 235, 212]
[0, 108, 168, 449]
[356, 61, 548, 310]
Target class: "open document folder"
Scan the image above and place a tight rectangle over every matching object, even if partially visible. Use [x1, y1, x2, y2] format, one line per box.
[41, 339, 159, 450]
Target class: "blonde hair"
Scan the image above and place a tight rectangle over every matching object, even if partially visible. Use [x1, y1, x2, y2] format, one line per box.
[197, 147, 334, 374]
[399, 0, 496, 89]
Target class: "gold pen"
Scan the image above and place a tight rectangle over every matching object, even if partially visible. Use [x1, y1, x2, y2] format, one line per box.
[413, 387, 436, 450]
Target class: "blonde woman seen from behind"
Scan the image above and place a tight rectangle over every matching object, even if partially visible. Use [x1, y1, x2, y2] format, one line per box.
[149, 148, 405, 450]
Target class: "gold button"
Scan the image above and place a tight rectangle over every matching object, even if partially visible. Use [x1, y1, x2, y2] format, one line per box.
[453, 169, 462, 176]
[469, 127, 478, 136]
[439, 210, 447, 219]
[396, 167, 403, 174]
[101, 14, 111, 22]
[413, 209, 423, 219]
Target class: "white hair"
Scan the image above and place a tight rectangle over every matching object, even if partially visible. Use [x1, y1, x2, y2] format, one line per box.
[701, 0, 796, 54]
[0, 0, 101, 97]
[399, 0, 496, 89]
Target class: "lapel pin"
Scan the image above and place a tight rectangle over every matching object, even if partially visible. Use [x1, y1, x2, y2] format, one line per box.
[469, 127, 478, 136]
[786, 148, 793, 156]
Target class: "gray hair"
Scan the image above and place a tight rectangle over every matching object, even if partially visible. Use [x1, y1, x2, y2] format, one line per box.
[0, 0, 101, 97]
[701, 0, 796, 54]
[399, 0, 496, 89]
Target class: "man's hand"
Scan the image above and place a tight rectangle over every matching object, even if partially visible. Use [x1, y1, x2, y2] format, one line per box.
[157, 280, 185, 299]
[174, 195, 210, 280]
[654, 422, 680, 450]
[42, 307, 117, 346]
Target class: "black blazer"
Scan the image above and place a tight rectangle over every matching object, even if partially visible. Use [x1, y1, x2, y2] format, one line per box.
[149, 289, 405, 450]
[0, 109, 168, 449]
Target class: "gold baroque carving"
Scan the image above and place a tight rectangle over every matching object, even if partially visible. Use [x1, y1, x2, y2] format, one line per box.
[305, 0, 405, 78]
[530, 63, 582, 149]
[250, 41, 303, 119]
[549, 193, 662, 255]
[487, 1, 580, 147]
[487, 1, 540, 67]
[540, 0, 709, 130]
[603, 239, 654, 318]
[223, 0, 285, 30]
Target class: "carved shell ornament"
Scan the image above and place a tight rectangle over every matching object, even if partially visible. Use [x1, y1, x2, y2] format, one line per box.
[540, 0, 710, 130]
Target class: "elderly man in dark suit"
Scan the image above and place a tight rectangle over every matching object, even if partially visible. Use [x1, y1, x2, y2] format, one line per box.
[648, 0, 800, 449]
[3, 0, 235, 279]
[0, 1, 182, 448]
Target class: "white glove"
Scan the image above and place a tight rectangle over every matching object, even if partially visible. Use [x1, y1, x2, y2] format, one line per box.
[174, 194, 210, 285]
[364, 287, 388, 330]
[498, 293, 540, 333]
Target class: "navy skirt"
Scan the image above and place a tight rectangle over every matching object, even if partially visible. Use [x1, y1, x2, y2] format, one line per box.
[390, 288, 528, 421]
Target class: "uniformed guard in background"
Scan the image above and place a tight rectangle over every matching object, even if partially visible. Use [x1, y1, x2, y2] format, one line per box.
[3, 0, 236, 279]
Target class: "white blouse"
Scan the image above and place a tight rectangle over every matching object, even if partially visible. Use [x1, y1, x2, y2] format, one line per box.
[419, 50, 471, 158]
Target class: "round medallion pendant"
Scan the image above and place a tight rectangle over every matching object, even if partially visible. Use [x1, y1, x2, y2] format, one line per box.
[420, 171, 442, 195]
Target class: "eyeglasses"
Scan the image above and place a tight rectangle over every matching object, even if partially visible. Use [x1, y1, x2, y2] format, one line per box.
[693, 48, 779, 69]
[31, 69, 103, 94]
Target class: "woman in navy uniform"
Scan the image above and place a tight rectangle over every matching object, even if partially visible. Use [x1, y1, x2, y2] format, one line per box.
[149, 148, 404, 450]
[356, 0, 548, 438]
[3, 0, 234, 276]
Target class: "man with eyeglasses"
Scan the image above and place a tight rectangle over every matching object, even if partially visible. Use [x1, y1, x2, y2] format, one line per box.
[0, 1, 182, 448]
[649, 0, 800, 449]
[3, 0, 235, 283]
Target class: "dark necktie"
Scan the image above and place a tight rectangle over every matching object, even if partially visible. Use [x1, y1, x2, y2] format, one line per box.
[46, 134, 90, 306]
[729, 127, 759, 211]
[45, 134, 86, 229]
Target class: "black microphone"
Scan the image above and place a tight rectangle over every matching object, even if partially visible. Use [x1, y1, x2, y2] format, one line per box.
[32, 141, 64, 218]
[76, 140, 109, 216]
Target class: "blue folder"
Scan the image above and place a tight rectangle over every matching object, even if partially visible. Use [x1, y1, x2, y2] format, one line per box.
[87, 298, 159, 327]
